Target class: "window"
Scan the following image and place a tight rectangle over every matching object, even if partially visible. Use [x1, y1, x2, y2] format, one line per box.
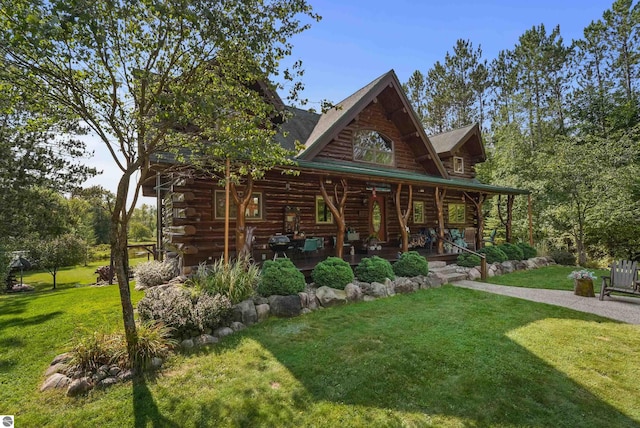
[353, 129, 394, 166]
[448, 203, 465, 224]
[315, 195, 333, 224]
[214, 191, 262, 220]
[453, 156, 464, 174]
[413, 201, 425, 224]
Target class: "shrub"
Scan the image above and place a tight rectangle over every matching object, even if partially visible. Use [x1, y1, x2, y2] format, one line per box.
[311, 257, 354, 289]
[457, 253, 482, 268]
[549, 250, 576, 266]
[187, 257, 259, 304]
[393, 251, 429, 277]
[478, 246, 508, 264]
[134, 260, 178, 288]
[517, 242, 537, 259]
[193, 292, 232, 332]
[137, 286, 197, 337]
[355, 256, 395, 283]
[497, 243, 524, 261]
[258, 258, 306, 296]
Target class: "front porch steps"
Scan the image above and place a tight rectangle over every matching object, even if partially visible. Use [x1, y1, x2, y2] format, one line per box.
[429, 262, 468, 283]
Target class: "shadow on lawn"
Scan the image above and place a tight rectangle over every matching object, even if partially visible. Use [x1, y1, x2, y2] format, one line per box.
[133, 375, 179, 428]
[226, 287, 639, 427]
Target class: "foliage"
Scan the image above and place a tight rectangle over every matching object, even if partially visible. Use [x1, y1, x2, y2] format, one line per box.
[567, 269, 597, 280]
[128, 204, 156, 242]
[393, 251, 429, 277]
[28, 234, 86, 289]
[355, 256, 395, 283]
[478, 246, 508, 264]
[258, 258, 306, 296]
[457, 253, 482, 268]
[128, 322, 177, 370]
[517, 242, 537, 259]
[133, 260, 178, 289]
[186, 258, 259, 304]
[70, 329, 122, 373]
[549, 250, 577, 266]
[137, 286, 197, 338]
[192, 292, 233, 332]
[311, 257, 354, 289]
[497, 243, 524, 261]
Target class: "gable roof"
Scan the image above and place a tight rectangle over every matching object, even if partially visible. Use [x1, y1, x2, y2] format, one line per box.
[429, 123, 485, 160]
[274, 106, 321, 151]
[296, 70, 448, 178]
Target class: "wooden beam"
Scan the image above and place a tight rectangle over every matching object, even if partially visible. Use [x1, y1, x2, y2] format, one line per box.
[386, 106, 407, 121]
[528, 194, 533, 246]
[435, 187, 446, 254]
[400, 131, 419, 140]
[416, 154, 432, 162]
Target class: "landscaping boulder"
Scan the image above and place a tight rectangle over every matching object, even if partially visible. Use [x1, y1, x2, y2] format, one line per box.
[344, 283, 363, 302]
[230, 321, 246, 332]
[214, 327, 234, 338]
[255, 304, 270, 322]
[50, 352, 73, 366]
[501, 261, 515, 274]
[117, 369, 134, 382]
[467, 268, 482, 281]
[425, 272, 444, 288]
[253, 296, 269, 306]
[232, 299, 258, 326]
[361, 282, 388, 298]
[384, 278, 396, 296]
[394, 277, 419, 294]
[41, 373, 71, 392]
[180, 339, 195, 350]
[316, 286, 347, 307]
[45, 363, 69, 377]
[151, 358, 163, 369]
[268, 295, 302, 317]
[67, 377, 92, 397]
[97, 377, 119, 389]
[298, 292, 309, 309]
[195, 334, 218, 346]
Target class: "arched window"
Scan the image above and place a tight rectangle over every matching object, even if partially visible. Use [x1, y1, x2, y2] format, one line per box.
[352, 129, 394, 166]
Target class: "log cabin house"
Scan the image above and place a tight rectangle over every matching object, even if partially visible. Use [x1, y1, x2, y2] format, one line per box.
[142, 70, 528, 274]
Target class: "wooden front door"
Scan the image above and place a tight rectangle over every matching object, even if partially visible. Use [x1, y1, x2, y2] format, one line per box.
[369, 195, 386, 242]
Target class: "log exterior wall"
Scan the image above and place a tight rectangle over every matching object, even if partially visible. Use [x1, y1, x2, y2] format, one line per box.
[439, 145, 480, 180]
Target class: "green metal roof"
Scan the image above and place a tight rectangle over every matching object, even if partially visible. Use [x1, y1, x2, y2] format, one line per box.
[294, 159, 529, 195]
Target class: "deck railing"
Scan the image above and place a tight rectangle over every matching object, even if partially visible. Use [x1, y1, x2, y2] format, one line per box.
[439, 237, 487, 280]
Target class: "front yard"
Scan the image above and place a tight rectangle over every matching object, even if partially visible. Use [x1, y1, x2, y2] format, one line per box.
[1, 266, 638, 427]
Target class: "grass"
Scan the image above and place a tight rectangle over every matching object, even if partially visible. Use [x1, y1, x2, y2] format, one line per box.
[483, 264, 609, 292]
[1, 265, 639, 427]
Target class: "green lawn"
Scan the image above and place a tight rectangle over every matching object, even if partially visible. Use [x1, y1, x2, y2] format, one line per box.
[1, 265, 639, 427]
[484, 264, 609, 292]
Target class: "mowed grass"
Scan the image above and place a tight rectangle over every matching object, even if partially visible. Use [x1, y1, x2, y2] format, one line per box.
[1, 266, 639, 427]
[484, 264, 609, 292]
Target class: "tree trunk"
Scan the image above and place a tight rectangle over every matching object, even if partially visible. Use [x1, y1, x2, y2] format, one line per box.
[111, 172, 138, 370]
[395, 184, 412, 253]
[319, 179, 350, 258]
[231, 176, 254, 259]
[52, 270, 57, 289]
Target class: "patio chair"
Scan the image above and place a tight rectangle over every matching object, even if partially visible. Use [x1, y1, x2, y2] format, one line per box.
[464, 228, 477, 251]
[298, 238, 318, 258]
[600, 260, 640, 300]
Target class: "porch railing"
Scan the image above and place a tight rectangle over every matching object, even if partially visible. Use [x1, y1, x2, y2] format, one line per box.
[438, 237, 487, 280]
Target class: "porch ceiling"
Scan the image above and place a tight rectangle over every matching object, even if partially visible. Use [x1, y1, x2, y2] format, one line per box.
[294, 159, 529, 195]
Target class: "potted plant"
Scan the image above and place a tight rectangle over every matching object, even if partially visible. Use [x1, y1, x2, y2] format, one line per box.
[568, 269, 596, 297]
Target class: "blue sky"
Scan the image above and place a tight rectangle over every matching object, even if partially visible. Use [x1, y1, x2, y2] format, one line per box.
[83, 0, 617, 204]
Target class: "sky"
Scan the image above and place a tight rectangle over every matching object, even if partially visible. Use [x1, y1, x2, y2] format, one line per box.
[81, 0, 616, 206]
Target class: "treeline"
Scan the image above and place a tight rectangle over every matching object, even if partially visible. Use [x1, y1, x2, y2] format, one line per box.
[404, 0, 640, 264]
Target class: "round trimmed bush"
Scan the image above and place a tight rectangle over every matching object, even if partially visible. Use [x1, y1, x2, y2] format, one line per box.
[517, 242, 537, 259]
[549, 250, 576, 266]
[497, 243, 524, 261]
[311, 257, 354, 290]
[355, 256, 395, 283]
[457, 253, 482, 268]
[393, 251, 429, 277]
[258, 258, 306, 296]
[478, 246, 508, 264]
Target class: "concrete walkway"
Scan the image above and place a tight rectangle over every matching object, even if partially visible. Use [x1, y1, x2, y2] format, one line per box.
[452, 280, 640, 325]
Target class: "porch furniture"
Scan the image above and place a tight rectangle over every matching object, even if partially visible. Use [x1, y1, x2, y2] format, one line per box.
[600, 260, 640, 300]
[312, 237, 324, 249]
[483, 229, 497, 246]
[298, 238, 319, 258]
[408, 233, 426, 249]
[463, 228, 477, 251]
[268, 235, 290, 260]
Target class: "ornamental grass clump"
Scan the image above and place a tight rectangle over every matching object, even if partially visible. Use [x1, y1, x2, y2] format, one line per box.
[311, 257, 354, 289]
[355, 256, 395, 283]
[69, 329, 122, 372]
[393, 251, 429, 277]
[187, 257, 259, 304]
[258, 258, 306, 296]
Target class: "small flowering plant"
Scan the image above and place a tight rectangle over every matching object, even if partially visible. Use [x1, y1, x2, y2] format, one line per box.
[567, 269, 597, 280]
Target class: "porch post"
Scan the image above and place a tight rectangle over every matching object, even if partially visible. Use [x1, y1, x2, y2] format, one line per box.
[224, 158, 230, 264]
[435, 187, 446, 254]
[464, 192, 486, 250]
[506, 195, 514, 243]
[156, 173, 163, 262]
